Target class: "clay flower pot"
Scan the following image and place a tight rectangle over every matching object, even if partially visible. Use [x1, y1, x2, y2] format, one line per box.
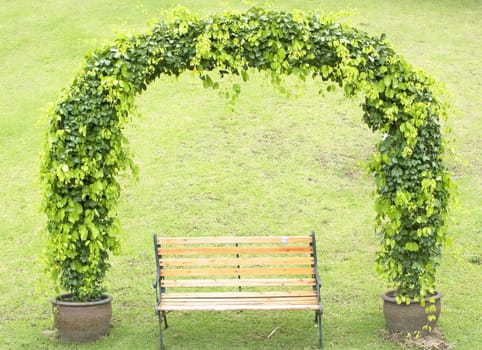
[382, 290, 442, 333]
[51, 294, 112, 342]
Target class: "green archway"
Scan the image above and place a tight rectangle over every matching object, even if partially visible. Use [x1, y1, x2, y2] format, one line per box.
[41, 8, 451, 302]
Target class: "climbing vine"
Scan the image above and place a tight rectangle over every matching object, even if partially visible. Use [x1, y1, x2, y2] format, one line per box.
[41, 8, 451, 302]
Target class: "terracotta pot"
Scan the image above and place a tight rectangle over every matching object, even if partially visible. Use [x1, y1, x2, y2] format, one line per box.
[51, 294, 112, 342]
[382, 290, 442, 333]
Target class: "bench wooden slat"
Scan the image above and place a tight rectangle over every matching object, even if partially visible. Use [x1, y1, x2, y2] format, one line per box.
[160, 291, 317, 298]
[158, 303, 321, 311]
[161, 299, 320, 306]
[161, 266, 315, 277]
[161, 302, 319, 308]
[160, 297, 319, 304]
[157, 236, 312, 244]
[160, 256, 314, 267]
[158, 246, 312, 256]
[161, 278, 316, 288]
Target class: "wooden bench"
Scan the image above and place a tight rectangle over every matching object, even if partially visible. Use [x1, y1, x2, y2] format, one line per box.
[152, 232, 323, 349]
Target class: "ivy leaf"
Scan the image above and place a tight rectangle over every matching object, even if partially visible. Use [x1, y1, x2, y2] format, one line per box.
[201, 74, 213, 89]
[79, 225, 88, 241]
[241, 69, 249, 82]
[405, 242, 419, 252]
[232, 83, 241, 94]
[327, 84, 336, 92]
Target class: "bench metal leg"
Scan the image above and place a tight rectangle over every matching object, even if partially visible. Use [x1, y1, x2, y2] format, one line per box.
[163, 311, 168, 329]
[316, 310, 323, 349]
[157, 311, 168, 350]
[158, 313, 165, 350]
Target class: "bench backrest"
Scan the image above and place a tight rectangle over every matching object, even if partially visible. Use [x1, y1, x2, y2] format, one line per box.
[153, 233, 321, 294]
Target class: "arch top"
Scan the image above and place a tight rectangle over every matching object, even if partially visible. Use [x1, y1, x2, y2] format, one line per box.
[41, 7, 451, 302]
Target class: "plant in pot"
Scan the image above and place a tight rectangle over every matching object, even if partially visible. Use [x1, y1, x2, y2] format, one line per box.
[42, 184, 119, 343]
[41, 141, 122, 343]
[369, 85, 452, 334]
[40, 46, 134, 341]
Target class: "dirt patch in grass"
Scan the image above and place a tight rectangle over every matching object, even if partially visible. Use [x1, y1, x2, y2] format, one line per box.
[381, 328, 452, 350]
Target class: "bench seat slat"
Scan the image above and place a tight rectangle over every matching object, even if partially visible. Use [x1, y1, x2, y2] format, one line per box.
[162, 294, 318, 301]
[159, 293, 320, 311]
[158, 246, 312, 255]
[160, 291, 317, 298]
[161, 267, 315, 277]
[159, 302, 320, 311]
[157, 236, 312, 244]
[161, 278, 316, 288]
[161, 297, 319, 304]
[160, 256, 314, 267]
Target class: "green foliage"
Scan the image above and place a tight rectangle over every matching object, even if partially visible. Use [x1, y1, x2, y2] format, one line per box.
[40, 7, 451, 302]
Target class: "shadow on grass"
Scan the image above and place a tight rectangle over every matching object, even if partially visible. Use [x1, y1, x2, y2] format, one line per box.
[160, 311, 320, 350]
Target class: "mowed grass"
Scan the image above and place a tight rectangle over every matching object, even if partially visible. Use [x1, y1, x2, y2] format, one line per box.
[0, 1, 480, 349]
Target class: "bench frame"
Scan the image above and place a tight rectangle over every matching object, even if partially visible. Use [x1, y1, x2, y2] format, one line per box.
[152, 232, 323, 349]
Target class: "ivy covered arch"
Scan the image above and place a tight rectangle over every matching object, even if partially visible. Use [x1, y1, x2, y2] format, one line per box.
[41, 8, 451, 302]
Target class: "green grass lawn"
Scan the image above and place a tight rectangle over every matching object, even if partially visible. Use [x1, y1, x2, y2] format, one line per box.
[0, 0, 480, 349]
